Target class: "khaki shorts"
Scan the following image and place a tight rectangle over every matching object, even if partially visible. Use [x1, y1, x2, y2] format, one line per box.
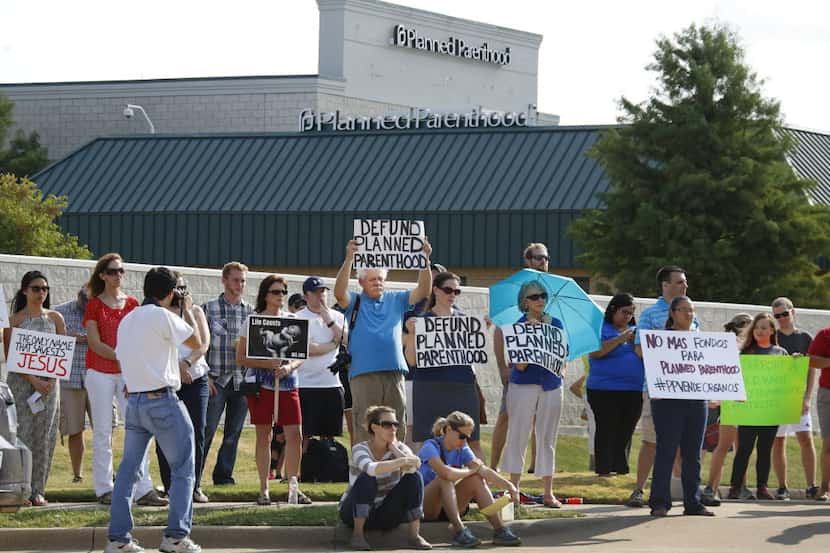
[817, 388, 830, 439]
[639, 391, 656, 443]
[60, 387, 92, 436]
[350, 371, 406, 443]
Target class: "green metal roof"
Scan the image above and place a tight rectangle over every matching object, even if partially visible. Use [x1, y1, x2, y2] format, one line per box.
[32, 126, 611, 268]
[782, 127, 830, 205]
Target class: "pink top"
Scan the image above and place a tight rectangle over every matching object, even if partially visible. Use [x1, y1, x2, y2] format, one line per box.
[83, 296, 139, 374]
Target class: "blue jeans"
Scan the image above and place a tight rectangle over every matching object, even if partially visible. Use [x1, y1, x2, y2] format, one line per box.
[649, 398, 707, 513]
[203, 380, 248, 485]
[157, 377, 209, 491]
[109, 390, 195, 543]
[339, 472, 424, 530]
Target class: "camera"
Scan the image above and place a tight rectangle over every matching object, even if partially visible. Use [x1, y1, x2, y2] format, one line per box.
[171, 287, 187, 308]
[328, 345, 351, 375]
[123, 106, 135, 119]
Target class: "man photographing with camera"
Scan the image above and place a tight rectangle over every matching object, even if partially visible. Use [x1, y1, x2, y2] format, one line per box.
[106, 267, 203, 553]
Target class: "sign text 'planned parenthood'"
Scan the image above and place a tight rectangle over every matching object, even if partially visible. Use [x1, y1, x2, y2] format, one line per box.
[353, 220, 427, 270]
[501, 323, 567, 377]
[641, 330, 745, 400]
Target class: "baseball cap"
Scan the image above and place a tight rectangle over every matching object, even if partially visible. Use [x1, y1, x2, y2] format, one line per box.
[302, 276, 329, 293]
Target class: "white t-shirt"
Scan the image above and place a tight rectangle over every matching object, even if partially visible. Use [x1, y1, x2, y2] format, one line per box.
[116, 304, 194, 392]
[295, 306, 345, 389]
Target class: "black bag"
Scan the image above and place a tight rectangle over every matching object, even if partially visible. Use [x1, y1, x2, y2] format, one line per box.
[301, 437, 349, 483]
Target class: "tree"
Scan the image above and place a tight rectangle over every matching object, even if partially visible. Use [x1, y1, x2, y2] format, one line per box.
[569, 23, 830, 307]
[0, 93, 49, 177]
[0, 173, 92, 259]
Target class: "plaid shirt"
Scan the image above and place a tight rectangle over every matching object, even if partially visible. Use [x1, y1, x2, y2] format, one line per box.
[54, 299, 88, 389]
[203, 293, 253, 390]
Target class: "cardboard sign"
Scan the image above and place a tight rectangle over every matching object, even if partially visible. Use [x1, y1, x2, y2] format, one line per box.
[720, 355, 808, 425]
[353, 219, 427, 270]
[641, 330, 745, 400]
[414, 316, 488, 368]
[0, 287, 9, 327]
[246, 315, 309, 360]
[500, 322, 567, 376]
[7, 327, 76, 380]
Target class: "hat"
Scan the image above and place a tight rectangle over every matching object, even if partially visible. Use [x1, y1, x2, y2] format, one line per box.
[288, 293, 307, 310]
[302, 276, 329, 293]
[430, 262, 448, 273]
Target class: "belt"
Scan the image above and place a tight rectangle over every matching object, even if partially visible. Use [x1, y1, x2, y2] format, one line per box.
[130, 387, 173, 397]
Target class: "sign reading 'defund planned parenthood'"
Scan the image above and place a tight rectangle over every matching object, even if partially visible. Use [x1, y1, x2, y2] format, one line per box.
[392, 24, 511, 66]
[298, 106, 532, 133]
[353, 219, 428, 270]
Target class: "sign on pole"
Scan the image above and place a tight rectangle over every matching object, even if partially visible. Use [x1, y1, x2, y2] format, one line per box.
[414, 316, 488, 368]
[721, 355, 808, 425]
[500, 323, 567, 377]
[245, 315, 309, 360]
[641, 330, 745, 400]
[7, 327, 76, 380]
[353, 219, 427, 270]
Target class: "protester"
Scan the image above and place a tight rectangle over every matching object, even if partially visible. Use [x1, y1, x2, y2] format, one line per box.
[770, 297, 818, 500]
[2, 271, 65, 507]
[494, 279, 564, 508]
[627, 266, 697, 508]
[420, 411, 521, 547]
[154, 274, 211, 504]
[403, 272, 481, 455]
[107, 267, 203, 553]
[235, 275, 308, 505]
[568, 363, 596, 471]
[295, 277, 346, 448]
[701, 312, 752, 506]
[807, 327, 830, 501]
[339, 406, 431, 551]
[587, 293, 644, 476]
[490, 243, 547, 471]
[54, 287, 91, 484]
[84, 253, 164, 506]
[287, 293, 307, 313]
[727, 313, 789, 500]
[648, 296, 713, 517]
[203, 261, 253, 486]
[334, 239, 433, 443]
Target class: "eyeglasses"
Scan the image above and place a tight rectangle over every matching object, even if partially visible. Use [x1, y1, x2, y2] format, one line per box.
[377, 420, 400, 429]
[620, 308, 636, 316]
[439, 286, 462, 296]
[773, 311, 791, 319]
[525, 292, 548, 302]
[176, 285, 187, 291]
[29, 285, 50, 293]
[528, 254, 549, 262]
[452, 427, 470, 441]
[268, 289, 289, 296]
[104, 267, 125, 276]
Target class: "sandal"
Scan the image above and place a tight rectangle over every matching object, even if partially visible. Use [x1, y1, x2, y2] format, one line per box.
[30, 494, 48, 507]
[256, 493, 272, 506]
[543, 496, 562, 508]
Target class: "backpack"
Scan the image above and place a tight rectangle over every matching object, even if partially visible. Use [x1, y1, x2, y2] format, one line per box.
[301, 437, 349, 483]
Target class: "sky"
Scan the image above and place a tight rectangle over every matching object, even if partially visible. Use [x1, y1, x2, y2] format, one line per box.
[2, 0, 829, 130]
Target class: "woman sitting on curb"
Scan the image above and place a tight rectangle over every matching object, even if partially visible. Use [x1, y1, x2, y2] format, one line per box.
[339, 405, 432, 551]
[420, 411, 522, 548]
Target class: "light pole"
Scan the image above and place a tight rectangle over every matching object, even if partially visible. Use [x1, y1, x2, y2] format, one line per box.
[123, 104, 156, 134]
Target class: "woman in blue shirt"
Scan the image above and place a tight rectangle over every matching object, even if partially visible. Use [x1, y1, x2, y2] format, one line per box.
[420, 411, 520, 547]
[587, 293, 644, 476]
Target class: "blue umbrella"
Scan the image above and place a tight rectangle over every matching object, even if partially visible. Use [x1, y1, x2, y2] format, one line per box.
[489, 269, 603, 360]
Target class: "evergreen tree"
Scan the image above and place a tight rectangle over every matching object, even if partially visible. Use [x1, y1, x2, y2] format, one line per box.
[0, 93, 49, 177]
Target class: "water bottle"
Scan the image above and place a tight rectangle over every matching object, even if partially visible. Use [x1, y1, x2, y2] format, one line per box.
[564, 497, 583, 505]
[288, 476, 299, 504]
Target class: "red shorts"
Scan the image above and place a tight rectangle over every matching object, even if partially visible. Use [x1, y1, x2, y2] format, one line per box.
[246, 388, 302, 426]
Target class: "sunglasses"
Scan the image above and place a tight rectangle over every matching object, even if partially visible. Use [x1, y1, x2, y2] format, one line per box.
[525, 292, 548, 302]
[773, 311, 791, 319]
[104, 267, 125, 276]
[452, 427, 470, 441]
[377, 420, 400, 429]
[268, 289, 289, 296]
[176, 285, 187, 291]
[439, 286, 462, 296]
[29, 285, 50, 293]
[528, 254, 550, 262]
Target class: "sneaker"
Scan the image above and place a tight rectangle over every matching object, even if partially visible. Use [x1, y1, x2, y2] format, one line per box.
[98, 491, 113, 505]
[492, 527, 521, 546]
[192, 488, 209, 503]
[756, 485, 774, 500]
[774, 487, 790, 500]
[451, 527, 481, 548]
[739, 486, 756, 500]
[625, 488, 645, 508]
[701, 486, 721, 507]
[72, 475, 83, 484]
[805, 486, 820, 499]
[816, 490, 830, 502]
[159, 536, 201, 553]
[104, 539, 144, 553]
[136, 489, 169, 507]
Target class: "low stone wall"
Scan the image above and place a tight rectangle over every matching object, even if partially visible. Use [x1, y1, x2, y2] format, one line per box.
[2, 254, 828, 431]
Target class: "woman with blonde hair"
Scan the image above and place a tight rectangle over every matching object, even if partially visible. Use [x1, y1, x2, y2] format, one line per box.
[420, 411, 521, 547]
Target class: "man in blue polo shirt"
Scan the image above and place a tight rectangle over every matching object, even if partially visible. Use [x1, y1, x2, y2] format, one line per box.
[334, 239, 433, 442]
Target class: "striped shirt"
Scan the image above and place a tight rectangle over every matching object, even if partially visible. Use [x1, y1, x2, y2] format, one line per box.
[348, 441, 414, 505]
[54, 299, 88, 389]
[202, 293, 253, 390]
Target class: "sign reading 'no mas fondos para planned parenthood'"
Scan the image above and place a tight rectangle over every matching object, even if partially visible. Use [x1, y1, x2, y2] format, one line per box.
[641, 330, 745, 400]
[414, 316, 489, 368]
[7, 327, 76, 380]
[353, 219, 427, 270]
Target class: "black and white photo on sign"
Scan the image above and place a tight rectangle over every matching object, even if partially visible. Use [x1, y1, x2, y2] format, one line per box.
[7, 327, 76, 381]
[414, 316, 489, 368]
[352, 219, 428, 270]
[500, 322, 567, 376]
[245, 315, 309, 360]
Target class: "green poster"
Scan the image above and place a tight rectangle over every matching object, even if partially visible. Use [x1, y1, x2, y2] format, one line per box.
[720, 355, 808, 426]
